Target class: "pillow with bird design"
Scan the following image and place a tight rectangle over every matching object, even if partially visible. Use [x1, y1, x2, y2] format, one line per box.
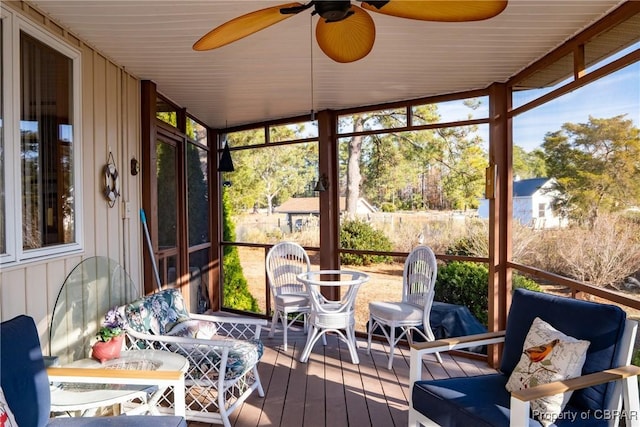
[505, 317, 590, 426]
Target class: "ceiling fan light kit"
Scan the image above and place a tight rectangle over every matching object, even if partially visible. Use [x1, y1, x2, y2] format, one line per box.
[194, 1, 507, 63]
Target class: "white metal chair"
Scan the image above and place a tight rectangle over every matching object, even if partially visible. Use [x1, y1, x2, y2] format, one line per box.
[266, 241, 311, 351]
[366, 245, 443, 369]
[118, 289, 266, 427]
[298, 270, 370, 364]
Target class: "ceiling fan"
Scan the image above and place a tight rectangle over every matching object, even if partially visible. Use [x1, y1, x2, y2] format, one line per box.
[193, 1, 508, 63]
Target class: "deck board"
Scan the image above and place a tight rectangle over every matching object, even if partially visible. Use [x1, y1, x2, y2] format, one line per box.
[187, 325, 496, 427]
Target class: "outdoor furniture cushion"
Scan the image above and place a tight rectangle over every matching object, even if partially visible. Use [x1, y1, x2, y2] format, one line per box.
[505, 317, 590, 426]
[411, 289, 628, 427]
[164, 322, 264, 381]
[124, 288, 190, 335]
[126, 291, 265, 382]
[369, 301, 423, 322]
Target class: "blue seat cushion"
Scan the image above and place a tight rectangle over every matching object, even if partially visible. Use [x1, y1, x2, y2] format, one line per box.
[412, 374, 606, 427]
[413, 374, 534, 427]
[501, 289, 626, 412]
[0, 315, 52, 427]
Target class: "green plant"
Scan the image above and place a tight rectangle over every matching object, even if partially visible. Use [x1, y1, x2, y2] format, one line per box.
[436, 261, 489, 325]
[435, 261, 541, 326]
[379, 202, 396, 212]
[222, 190, 259, 312]
[339, 219, 393, 266]
[512, 274, 541, 292]
[96, 307, 125, 342]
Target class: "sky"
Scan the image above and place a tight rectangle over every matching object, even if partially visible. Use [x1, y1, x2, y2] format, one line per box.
[513, 62, 640, 152]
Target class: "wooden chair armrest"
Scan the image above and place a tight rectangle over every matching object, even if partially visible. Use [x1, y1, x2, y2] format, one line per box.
[511, 365, 640, 402]
[48, 367, 187, 417]
[510, 365, 640, 426]
[47, 367, 184, 385]
[410, 330, 506, 354]
[409, 331, 506, 389]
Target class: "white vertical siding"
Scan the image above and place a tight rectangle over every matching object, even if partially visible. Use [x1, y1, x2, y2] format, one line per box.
[0, 1, 143, 353]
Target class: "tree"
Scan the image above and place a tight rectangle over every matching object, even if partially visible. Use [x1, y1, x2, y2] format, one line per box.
[513, 145, 547, 179]
[224, 127, 317, 214]
[542, 115, 640, 225]
[342, 102, 488, 212]
[222, 190, 259, 312]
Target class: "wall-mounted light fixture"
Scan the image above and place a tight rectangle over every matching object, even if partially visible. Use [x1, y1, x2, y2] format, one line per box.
[314, 173, 329, 192]
[130, 157, 140, 176]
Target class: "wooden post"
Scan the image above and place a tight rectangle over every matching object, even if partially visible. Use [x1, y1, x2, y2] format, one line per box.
[487, 82, 512, 368]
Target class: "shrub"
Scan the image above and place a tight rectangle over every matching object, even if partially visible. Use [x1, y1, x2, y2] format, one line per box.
[553, 214, 640, 287]
[339, 219, 393, 266]
[512, 273, 541, 293]
[435, 261, 541, 326]
[380, 202, 396, 212]
[436, 262, 489, 325]
[222, 191, 259, 312]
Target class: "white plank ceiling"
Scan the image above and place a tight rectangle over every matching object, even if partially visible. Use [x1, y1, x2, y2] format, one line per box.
[31, 0, 627, 129]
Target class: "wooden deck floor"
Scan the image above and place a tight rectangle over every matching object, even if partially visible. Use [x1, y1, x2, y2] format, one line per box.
[188, 325, 497, 427]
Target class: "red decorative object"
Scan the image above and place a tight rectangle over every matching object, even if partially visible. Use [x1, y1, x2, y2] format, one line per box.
[91, 334, 124, 363]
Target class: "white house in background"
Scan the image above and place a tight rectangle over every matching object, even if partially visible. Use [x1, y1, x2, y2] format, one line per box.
[478, 178, 567, 228]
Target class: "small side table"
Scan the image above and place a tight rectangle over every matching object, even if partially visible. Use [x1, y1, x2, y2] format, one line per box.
[49, 349, 188, 417]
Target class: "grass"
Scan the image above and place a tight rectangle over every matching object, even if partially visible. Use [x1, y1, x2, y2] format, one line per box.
[237, 246, 405, 332]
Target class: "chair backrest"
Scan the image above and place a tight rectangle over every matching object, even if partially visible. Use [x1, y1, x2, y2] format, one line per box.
[402, 246, 438, 315]
[1, 315, 52, 427]
[266, 242, 311, 297]
[121, 288, 191, 336]
[501, 288, 631, 414]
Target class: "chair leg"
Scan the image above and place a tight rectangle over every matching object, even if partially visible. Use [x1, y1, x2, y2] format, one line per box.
[283, 311, 288, 352]
[366, 317, 376, 355]
[269, 309, 279, 338]
[387, 325, 396, 370]
[347, 325, 360, 364]
[253, 365, 265, 397]
[300, 325, 323, 363]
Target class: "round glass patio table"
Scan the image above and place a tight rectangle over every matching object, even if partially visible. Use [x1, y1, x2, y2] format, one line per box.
[297, 270, 370, 364]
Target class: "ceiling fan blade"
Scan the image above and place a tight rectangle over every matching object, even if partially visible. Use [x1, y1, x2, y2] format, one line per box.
[316, 5, 375, 63]
[360, 1, 507, 22]
[193, 2, 304, 51]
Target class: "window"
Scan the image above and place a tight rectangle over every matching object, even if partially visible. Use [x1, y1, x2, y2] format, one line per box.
[538, 203, 546, 218]
[1, 8, 82, 264]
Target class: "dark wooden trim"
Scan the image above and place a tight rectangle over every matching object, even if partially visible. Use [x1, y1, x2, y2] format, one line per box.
[487, 82, 510, 368]
[210, 127, 222, 311]
[336, 87, 489, 116]
[336, 118, 489, 139]
[508, 1, 640, 87]
[511, 48, 640, 117]
[141, 80, 158, 295]
[318, 109, 340, 300]
[509, 262, 640, 310]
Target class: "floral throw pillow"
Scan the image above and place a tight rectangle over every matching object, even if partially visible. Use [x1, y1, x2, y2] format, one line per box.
[0, 387, 17, 427]
[505, 317, 590, 427]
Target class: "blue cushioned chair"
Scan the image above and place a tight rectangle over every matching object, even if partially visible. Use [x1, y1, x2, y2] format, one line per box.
[0, 315, 186, 427]
[409, 289, 640, 427]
